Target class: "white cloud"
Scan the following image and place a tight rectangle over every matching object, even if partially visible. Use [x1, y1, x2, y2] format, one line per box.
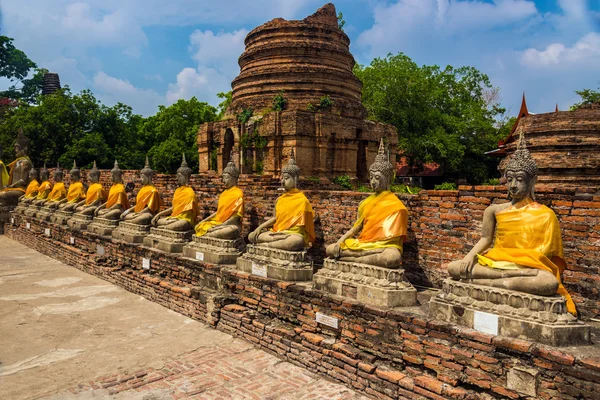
[165, 66, 231, 105]
[189, 29, 248, 72]
[93, 72, 163, 116]
[520, 32, 600, 67]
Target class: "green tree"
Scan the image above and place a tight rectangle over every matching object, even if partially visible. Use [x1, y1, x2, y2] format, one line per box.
[571, 85, 600, 110]
[354, 53, 506, 183]
[0, 36, 44, 104]
[216, 91, 232, 119]
[139, 97, 218, 173]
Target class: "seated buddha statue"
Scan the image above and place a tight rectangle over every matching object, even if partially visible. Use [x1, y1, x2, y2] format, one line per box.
[41, 164, 67, 208]
[120, 156, 162, 225]
[32, 164, 52, 206]
[72, 161, 106, 216]
[18, 167, 40, 206]
[194, 157, 243, 239]
[150, 154, 198, 231]
[55, 161, 86, 211]
[0, 144, 8, 189]
[0, 129, 33, 206]
[94, 160, 129, 220]
[447, 133, 576, 315]
[248, 151, 314, 251]
[326, 139, 408, 269]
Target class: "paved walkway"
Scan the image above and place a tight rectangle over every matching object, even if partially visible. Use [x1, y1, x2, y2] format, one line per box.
[0, 236, 367, 400]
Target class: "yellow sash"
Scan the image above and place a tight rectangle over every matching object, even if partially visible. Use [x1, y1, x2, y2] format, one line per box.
[47, 182, 67, 202]
[0, 160, 8, 187]
[170, 186, 198, 225]
[85, 183, 106, 205]
[24, 179, 40, 198]
[36, 181, 52, 200]
[67, 181, 86, 203]
[195, 186, 243, 236]
[105, 183, 129, 209]
[134, 185, 162, 213]
[341, 190, 408, 252]
[481, 202, 576, 315]
[272, 188, 315, 245]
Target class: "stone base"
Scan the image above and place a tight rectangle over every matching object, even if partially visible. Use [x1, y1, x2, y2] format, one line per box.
[67, 214, 94, 231]
[313, 259, 417, 307]
[23, 205, 40, 219]
[0, 204, 17, 234]
[182, 235, 245, 264]
[112, 221, 151, 244]
[236, 244, 312, 281]
[143, 227, 192, 253]
[35, 206, 57, 222]
[428, 279, 591, 347]
[11, 202, 30, 215]
[51, 209, 74, 225]
[87, 217, 120, 237]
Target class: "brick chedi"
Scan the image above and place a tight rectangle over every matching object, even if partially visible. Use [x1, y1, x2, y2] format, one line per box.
[491, 97, 600, 188]
[198, 3, 397, 179]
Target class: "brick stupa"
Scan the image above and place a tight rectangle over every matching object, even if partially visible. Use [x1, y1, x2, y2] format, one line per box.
[198, 3, 397, 178]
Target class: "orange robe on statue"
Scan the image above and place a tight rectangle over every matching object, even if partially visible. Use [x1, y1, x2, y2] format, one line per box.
[66, 181, 86, 203]
[47, 182, 67, 202]
[272, 188, 315, 246]
[104, 183, 129, 209]
[24, 179, 40, 198]
[169, 186, 198, 225]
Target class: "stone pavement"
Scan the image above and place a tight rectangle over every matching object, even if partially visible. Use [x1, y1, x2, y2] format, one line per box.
[0, 236, 368, 400]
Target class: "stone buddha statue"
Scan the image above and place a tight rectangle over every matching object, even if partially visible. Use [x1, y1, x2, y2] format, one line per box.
[248, 150, 315, 251]
[72, 161, 106, 216]
[120, 156, 162, 225]
[93, 160, 129, 220]
[41, 164, 67, 207]
[31, 164, 52, 206]
[18, 167, 40, 206]
[150, 154, 198, 231]
[326, 139, 408, 268]
[55, 161, 86, 211]
[194, 156, 243, 239]
[447, 133, 576, 315]
[0, 129, 33, 206]
[0, 143, 8, 189]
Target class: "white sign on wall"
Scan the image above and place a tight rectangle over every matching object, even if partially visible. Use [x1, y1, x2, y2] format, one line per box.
[44, 228, 51, 237]
[10, 217, 14, 224]
[251, 262, 267, 277]
[96, 245, 105, 255]
[316, 312, 339, 329]
[142, 258, 150, 270]
[473, 311, 499, 335]
[26, 222, 31, 229]
[195, 252, 204, 261]
[70, 236, 75, 245]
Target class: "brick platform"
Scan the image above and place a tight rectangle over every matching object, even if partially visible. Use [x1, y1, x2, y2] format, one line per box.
[5, 218, 600, 400]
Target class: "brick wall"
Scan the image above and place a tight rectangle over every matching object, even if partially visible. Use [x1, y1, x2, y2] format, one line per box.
[5, 221, 599, 400]
[43, 172, 600, 320]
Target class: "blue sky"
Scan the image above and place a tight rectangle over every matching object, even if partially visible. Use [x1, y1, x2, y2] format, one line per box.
[1, 0, 599, 118]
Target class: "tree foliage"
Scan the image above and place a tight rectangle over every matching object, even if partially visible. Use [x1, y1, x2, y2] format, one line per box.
[571, 85, 600, 110]
[0, 36, 44, 104]
[354, 53, 508, 183]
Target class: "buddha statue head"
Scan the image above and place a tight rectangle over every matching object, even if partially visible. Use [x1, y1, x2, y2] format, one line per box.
[53, 163, 63, 182]
[281, 149, 300, 191]
[505, 132, 537, 202]
[89, 161, 100, 183]
[14, 128, 30, 158]
[28, 166, 38, 181]
[222, 151, 239, 189]
[70, 160, 80, 182]
[176, 153, 192, 186]
[369, 138, 394, 192]
[111, 160, 123, 184]
[40, 163, 49, 182]
[140, 156, 153, 185]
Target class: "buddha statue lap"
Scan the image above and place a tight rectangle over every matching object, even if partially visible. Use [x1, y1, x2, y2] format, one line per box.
[67, 161, 106, 231]
[0, 129, 33, 232]
[112, 157, 163, 243]
[183, 155, 245, 263]
[143, 154, 198, 252]
[314, 138, 417, 307]
[429, 133, 590, 346]
[236, 150, 315, 281]
[36, 164, 67, 221]
[87, 160, 130, 236]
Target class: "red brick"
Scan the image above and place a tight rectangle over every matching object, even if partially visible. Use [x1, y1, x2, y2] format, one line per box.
[531, 345, 576, 366]
[374, 367, 406, 384]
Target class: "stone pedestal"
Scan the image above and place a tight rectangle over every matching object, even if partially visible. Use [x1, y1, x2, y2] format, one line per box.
[183, 235, 245, 264]
[0, 204, 17, 234]
[112, 221, 151, 244]
[236, 244, 312, 281]
[428, 279, 591, 347]
[36, 205, 57, 222]
[24, 204, 40, 219]
[67, 214, 94, 231]
[12, 202, 30, 215]
[87, 217, 120, 237]
[313, 259, 417, 307]
[51, 209, 74, 225]
[143, 227, 192, 253]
